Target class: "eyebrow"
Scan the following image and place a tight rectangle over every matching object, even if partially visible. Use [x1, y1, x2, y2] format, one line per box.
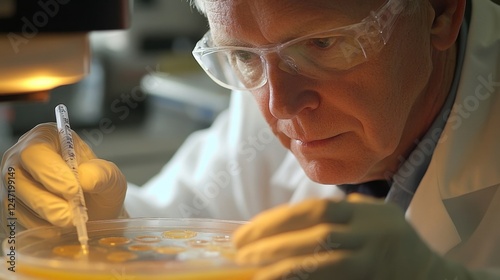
[208, 0, 371, 49]
[211, 32, 246, 48]
[211, 13, 356, 49]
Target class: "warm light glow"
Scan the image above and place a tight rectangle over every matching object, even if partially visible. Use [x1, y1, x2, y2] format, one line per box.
[23, 77, 64, 90]
[20, 75, 83, 92]
[0, 74, 84, 93]
[0, 33, 89, 95]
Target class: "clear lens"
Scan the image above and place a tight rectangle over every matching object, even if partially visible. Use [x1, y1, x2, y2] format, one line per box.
[281, 35, 368, 77]
[194, 33, 370, 90]
[195, 49, 266, 90]
[192, 0, 404, 90]
[227, 50, 266, 89]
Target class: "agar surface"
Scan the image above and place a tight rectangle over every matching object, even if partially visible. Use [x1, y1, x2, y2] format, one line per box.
[134, 235, 161, 243]
[155, 246, 187, 254]
[128, 244, 155, 251]
[188, 239, 211, 248]
[106, 251, 138, 262]
[212, 235, 231, 243]
[52, 245, 107, 259]
[46, 229, 235, 264]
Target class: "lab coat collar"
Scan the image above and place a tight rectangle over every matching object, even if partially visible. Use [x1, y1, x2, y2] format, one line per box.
[434, 0, 500, 200]
[406, 0, 500, 255]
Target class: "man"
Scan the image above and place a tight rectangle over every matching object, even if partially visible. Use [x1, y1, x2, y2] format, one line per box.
[2, 0, 500, 279]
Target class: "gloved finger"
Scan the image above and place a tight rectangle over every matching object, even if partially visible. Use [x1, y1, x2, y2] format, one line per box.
[11, 167, 72, 227]
[236, 223, 361, 266]
[16, 123, 96, 163]
[79, 159, 127, 221]
[78, 159, 126, 195]
[19, 143, 82, 197]
[16, 123, 59, 145]
[18, 143, 80, 197]
[233, 199, 353, 248]
[251, 250, 366, 280]
[3, 123, 97, 199]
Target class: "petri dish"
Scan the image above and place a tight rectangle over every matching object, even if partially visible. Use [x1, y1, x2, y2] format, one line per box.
[2, 218, 257, 280]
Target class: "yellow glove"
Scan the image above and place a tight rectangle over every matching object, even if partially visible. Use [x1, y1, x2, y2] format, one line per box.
[1, 123, 127, 232]
[234, 194, 473, 280]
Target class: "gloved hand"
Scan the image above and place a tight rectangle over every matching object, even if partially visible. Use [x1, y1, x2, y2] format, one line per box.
[1, 123, 127, 233]
[233, 194, 473, 280]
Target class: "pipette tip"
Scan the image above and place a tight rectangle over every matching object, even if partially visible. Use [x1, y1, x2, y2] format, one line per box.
[81, 243, 89, 256]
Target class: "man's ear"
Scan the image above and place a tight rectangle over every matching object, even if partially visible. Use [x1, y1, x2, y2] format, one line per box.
[429, 0, 466, 51]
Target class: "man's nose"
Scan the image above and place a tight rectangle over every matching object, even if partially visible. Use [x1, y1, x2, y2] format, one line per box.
[265, 57, 320, 119]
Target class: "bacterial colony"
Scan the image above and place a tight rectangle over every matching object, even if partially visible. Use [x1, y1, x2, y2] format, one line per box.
[42, 229, 235, 263]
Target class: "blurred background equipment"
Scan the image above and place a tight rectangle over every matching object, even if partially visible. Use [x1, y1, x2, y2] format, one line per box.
[0, 0, 130, 100]
[0, 0, 231, 185]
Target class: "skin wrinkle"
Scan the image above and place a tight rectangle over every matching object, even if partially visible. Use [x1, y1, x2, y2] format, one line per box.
[204, 0, 457, 185]
[210, 0, 383, 47]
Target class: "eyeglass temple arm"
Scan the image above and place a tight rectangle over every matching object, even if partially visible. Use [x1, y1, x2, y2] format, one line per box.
[370, 0, 406, 44]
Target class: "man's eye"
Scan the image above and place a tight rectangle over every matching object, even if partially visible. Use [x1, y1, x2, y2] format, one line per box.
[232, 50, 255, 62]
[310, 37, 337, 49]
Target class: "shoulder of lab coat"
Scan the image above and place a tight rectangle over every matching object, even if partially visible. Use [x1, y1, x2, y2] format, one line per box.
[125, 90, 344, 221]
[407, 0, 500, 271]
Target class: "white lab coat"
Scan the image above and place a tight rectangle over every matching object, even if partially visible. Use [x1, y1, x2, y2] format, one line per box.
[126, 0, 500, 274]
[406, 0, 500, 272]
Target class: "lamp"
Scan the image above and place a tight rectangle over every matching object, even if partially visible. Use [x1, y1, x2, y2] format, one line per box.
[0, 0, 130, 101]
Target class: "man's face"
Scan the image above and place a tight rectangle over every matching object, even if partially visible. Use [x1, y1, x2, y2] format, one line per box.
[206, 0, 435, 184]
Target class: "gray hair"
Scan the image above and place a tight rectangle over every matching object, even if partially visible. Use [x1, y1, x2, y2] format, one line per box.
[190, 0, 206, 14]
[190, 0, 420, 16]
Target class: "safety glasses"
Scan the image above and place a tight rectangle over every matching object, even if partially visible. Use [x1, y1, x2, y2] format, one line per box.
[193, 0, 406, 91]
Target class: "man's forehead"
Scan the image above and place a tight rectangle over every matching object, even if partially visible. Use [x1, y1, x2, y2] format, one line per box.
[204, 0, 378, 28]
[204, 0, 375, 45]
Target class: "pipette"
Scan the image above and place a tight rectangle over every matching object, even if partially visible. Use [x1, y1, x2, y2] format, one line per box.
[55, 104, 89, 255]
